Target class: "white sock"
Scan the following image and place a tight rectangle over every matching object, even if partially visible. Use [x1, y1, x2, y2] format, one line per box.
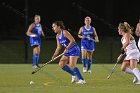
[133, 68, 140, 81]
[125, 67, 134, 75]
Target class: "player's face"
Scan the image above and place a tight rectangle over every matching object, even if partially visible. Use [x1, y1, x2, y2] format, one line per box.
[52, 24, 60, 33]
[118, 28, 123, 35]
[85, 18, 91, 25]
[34, 16, 40, 23]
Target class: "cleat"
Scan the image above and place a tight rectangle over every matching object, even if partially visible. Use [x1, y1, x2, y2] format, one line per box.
[133, 77, 138, 83]
[36, 64, 41, 68]
[135, 80, 140, 85]
[83, 67, 87, 73]
[76, 79, 86, 84]
[32, 65, 40, 69]
[87, 70, 92, 73]
[71, 76, 77, 83]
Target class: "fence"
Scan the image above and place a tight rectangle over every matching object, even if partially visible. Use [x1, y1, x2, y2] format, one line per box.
[0, 36, 122, 64]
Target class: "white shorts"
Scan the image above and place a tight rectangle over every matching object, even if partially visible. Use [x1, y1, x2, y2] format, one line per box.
[124, 49, 140, 62]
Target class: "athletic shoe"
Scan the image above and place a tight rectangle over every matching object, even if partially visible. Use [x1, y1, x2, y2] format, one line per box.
[36, 64, 40, 68]
[87, 70, 92, 73]
[32, 65, 40, 69]
[133, 77, 138, 83]
[76, 79, 86, 84]
[71, 76, 77, 83]
[135, 80, 140, 85]
[83, 67, 87, 73]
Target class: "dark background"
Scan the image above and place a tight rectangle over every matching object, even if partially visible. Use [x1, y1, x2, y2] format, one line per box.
[0, 0, 140, 39]
[0, 0, 140, 63]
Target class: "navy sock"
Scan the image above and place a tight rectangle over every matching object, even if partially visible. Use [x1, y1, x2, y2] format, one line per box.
[73, 67, 84, 80]
[35, 54, 39, 64]
[62, 65, 75, 76]
[32, 54, 36, 65]
[82, 58, 87, 67]
[32, 54, 39, 65]
[87, 58, 92, 70]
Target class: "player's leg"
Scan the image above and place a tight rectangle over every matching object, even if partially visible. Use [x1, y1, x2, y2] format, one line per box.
[81, 49, 87, 72]
[121, 60, 138, 83]
[121, 60, 130, 72]
[69, 56, 86, 84]
[59, 56, 75, 77]
[32, 45, 40, 68]
[87, 51, 93, 73]
[130, 59, 140, 84]
[30, 37, 41, 68]
[86, 41, 94, 73]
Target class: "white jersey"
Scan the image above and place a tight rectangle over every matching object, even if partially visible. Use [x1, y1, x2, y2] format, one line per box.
[121, 37, 140, 61]
[138, 38, 140, 49]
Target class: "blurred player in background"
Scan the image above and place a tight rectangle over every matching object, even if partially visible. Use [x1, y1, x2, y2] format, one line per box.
[118, 22, 140, 84]
[26, 15, 45, 69]
[78, 16, 99, 73]
[135, 19, 140, 49]
[52, 21, 86, 84]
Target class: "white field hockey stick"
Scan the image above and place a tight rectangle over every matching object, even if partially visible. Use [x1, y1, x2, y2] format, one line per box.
[107, 53, 126, 79]
[32, 53, 64, 74]
[29, 34, 37, 37]
[84, 36, 95, 41]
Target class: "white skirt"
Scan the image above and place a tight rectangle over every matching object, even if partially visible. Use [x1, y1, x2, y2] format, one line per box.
[124, 49, 140, 62]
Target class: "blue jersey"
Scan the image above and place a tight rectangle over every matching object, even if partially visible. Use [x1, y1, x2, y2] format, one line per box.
[81, 26, 95, 51]
[82, 26, 94, 40]
[57, 30, 80, 57]
[29, 23, 42, 46]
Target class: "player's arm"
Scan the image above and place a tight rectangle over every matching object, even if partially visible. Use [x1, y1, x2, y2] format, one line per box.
[135, 23, 140, 36]
[40, 25, 45, 37]
[52, 37, 62, 59]
[122, 33, 130, 51]
[41, 31, 45, 37]
[64, 30, 75, 49]
[26, 23, 36, 37]
[93, 27, 99, 42]
[78, 27, 85, 39]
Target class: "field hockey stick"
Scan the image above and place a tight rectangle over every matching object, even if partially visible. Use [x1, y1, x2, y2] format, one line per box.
[84, 37, 95, 41]
[107, 53, 125, 79]
[32, 53, 64, 74]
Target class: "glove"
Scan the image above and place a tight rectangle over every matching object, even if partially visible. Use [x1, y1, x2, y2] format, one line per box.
[121, 48, 125, 54]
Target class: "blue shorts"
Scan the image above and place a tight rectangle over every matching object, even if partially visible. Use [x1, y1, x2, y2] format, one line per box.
[64, 45, 80, 57]
[81, 39, 95, 51]
[29, 37, 41, 47]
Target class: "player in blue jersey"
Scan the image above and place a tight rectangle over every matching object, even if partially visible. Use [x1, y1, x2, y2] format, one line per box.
[78, 16, 99, 73]
[51, 21, 86, 84]
[26, 15, 45, 69]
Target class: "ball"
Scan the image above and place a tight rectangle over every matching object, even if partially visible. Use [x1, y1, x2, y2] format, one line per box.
[30, 81, 34, 84]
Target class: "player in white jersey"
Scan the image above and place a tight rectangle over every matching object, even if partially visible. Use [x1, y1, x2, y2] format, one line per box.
[118, 22, 140, 84]
[135, 19, 140, 49]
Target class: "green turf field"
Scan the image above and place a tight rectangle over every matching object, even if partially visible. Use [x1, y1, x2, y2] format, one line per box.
[0, 64, 140, 93]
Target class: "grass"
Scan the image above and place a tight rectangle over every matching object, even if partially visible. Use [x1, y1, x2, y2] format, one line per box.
[0, 64, 140, 93]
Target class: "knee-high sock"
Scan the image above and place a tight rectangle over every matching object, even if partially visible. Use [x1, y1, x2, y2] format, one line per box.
[87, 58, 92, 70]
[62, 65, 75, 76]
[125, 67, 134, 75]
[82, 58, 87, 67]
[33, 54, 39, 65]
[133, 68, 140, 80]
[35, 54, 39, 64]
[73, 67, 84, 80]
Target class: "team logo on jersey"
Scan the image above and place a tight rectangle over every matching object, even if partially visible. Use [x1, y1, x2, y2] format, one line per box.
[83, 31, 93, 35]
